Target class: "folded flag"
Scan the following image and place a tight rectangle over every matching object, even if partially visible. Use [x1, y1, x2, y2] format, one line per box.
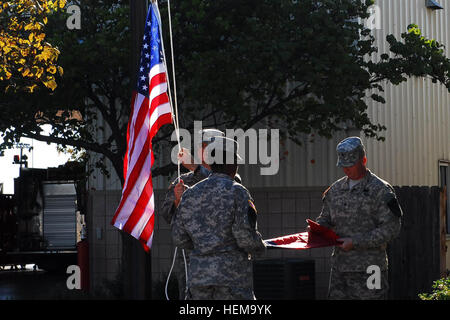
[264, 219, 343, 249]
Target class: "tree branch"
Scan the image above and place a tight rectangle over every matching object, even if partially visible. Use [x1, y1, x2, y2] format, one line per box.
[22, 131, 116, 161]
[244, 84, 309, 130]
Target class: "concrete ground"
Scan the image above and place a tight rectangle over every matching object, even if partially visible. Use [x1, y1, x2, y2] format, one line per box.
[0, 264, 74, 300]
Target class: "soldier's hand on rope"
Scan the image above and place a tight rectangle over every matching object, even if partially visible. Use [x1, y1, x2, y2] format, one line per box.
[337, 238, 353, 251]
[177, 148, 197, 171]
[174, 179, 187, 207]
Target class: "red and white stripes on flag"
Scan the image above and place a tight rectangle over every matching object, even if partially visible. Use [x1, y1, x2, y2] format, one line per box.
[111, 3, 173, 252]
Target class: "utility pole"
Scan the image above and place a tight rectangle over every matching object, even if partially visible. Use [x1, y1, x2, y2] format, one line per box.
[121, 0, 152, 300]
[13, 143, 32, 170]
[12, 142, 32, 252]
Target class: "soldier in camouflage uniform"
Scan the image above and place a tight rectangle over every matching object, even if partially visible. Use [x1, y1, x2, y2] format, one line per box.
[171, 136, 266, 300]
[160, 129, 242, 299]
[315, 137, 402, 300]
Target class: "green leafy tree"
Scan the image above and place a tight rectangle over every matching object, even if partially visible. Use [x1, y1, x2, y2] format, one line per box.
[1, 0, 449, 184]
[419, 277, 450, 300]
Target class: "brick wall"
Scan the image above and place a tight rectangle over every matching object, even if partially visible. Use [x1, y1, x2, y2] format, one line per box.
[87, 190, 123, 294]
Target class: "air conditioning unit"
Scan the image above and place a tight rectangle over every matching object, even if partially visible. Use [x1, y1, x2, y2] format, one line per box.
[253, 258, 315, 300]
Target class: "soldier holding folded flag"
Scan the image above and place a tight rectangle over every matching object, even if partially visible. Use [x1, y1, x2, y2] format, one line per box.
[315, 137, 402, 300]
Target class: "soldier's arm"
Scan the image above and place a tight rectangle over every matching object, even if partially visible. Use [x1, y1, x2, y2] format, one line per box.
[315, 188, 334, 229]
[231, 188, 266, 255]
[161, 173, 192, 224]
[160, 180, 178, 225]
[352, 187, 402, 250]
[171, 196, 194, 250]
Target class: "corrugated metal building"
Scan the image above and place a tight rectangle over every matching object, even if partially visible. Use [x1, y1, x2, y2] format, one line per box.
[86, 0, 450, 299]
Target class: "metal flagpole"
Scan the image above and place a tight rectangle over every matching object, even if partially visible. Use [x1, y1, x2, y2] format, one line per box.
[154, 0, 182, 182]
[154, 0, 189, 300]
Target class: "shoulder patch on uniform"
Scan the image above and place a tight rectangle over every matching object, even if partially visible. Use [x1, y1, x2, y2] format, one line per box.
[387, 197, 403, 218]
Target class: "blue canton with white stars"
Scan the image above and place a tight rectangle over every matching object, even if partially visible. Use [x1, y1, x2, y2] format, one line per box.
[137, 4, 164, 98]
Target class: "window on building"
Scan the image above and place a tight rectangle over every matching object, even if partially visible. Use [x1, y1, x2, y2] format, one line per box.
[439, 162, 449, 234]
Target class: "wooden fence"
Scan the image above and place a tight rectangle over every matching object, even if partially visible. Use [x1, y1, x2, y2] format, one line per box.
[387, 186, 442, 299]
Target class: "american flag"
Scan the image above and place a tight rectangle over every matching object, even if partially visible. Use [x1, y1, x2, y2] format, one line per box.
[111, 3, 173, 252]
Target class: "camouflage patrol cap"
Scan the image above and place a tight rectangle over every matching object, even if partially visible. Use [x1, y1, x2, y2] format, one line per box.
[208, 136, 243, 161]
[336, 137, 366, 167]
[199, 129, 225, 144]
